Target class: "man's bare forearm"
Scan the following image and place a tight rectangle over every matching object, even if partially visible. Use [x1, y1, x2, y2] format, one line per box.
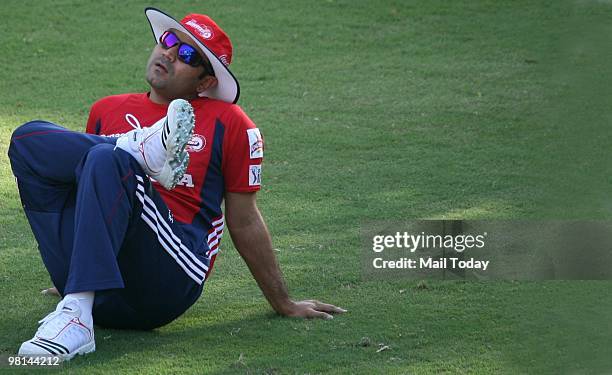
[227, 207, 294, 314]
[225, 192, 346, 319]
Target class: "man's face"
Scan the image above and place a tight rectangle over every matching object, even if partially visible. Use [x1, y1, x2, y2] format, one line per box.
[146, 29, 208, 101]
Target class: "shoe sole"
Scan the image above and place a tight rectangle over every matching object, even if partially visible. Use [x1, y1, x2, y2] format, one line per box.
[59, 340, 96, 362]
[158, 99, 195, 189]
[19, 340, 95, 362]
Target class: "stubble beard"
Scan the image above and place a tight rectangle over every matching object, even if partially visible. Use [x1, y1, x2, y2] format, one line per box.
[146, 58, 172, 90]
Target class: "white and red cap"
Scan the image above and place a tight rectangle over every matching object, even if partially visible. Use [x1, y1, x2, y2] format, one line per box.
[145, 7, 240, 103]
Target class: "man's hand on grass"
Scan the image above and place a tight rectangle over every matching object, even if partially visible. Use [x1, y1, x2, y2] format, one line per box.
[41, 286, 60, 296]
[283, 299, 347, 320]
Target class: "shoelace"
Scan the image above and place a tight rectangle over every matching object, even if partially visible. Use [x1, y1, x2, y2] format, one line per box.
[36, 299, 74, 334]
[125, 114, 143, 130]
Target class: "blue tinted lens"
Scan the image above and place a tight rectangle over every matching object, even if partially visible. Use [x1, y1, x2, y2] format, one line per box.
[160, 31, 179, 49]
[178, 44, 197, 64]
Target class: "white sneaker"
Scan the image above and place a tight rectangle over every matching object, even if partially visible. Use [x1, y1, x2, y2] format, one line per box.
[116, 99, 195, 190]
[18, 297, 95, 361]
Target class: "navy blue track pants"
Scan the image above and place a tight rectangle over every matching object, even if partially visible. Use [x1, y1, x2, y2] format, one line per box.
[8, 121, 204, 330]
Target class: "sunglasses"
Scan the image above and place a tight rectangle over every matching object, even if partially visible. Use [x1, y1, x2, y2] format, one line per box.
[159, 30, 215, 76]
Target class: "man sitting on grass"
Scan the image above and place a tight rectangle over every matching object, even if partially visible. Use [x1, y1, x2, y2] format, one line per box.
[9, 7, 345, 361]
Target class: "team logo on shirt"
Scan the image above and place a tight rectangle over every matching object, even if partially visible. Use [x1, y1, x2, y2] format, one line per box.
[249, 165, 262, 186]
[186, 134, 206, 152]
[247, 128, 263, 159]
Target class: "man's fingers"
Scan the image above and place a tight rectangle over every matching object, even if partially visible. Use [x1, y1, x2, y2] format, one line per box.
[41, 287, 60, 297]
[312, 301, 347, 314]
[309, 309, 334, 320]
[291, 300, 346, 319]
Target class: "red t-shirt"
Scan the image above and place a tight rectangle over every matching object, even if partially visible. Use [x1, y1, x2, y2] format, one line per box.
[86, 93, 263, 277]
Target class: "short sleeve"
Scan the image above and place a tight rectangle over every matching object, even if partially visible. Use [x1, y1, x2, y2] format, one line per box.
[221, 105, 263, 192]
[85, 101, 101, 134]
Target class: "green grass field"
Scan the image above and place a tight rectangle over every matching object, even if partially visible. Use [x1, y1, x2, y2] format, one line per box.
[1, 0, 612, 373]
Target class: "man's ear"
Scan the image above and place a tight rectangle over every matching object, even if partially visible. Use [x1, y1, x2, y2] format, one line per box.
[196, 76, 218, 96]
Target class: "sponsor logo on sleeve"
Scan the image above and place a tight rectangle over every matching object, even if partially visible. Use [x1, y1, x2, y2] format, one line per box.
[249, 165, 262, 186]
[247, 128, 264, 159]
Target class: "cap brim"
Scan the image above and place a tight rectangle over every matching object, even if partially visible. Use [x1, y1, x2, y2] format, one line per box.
[145, 7, 240, 104]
